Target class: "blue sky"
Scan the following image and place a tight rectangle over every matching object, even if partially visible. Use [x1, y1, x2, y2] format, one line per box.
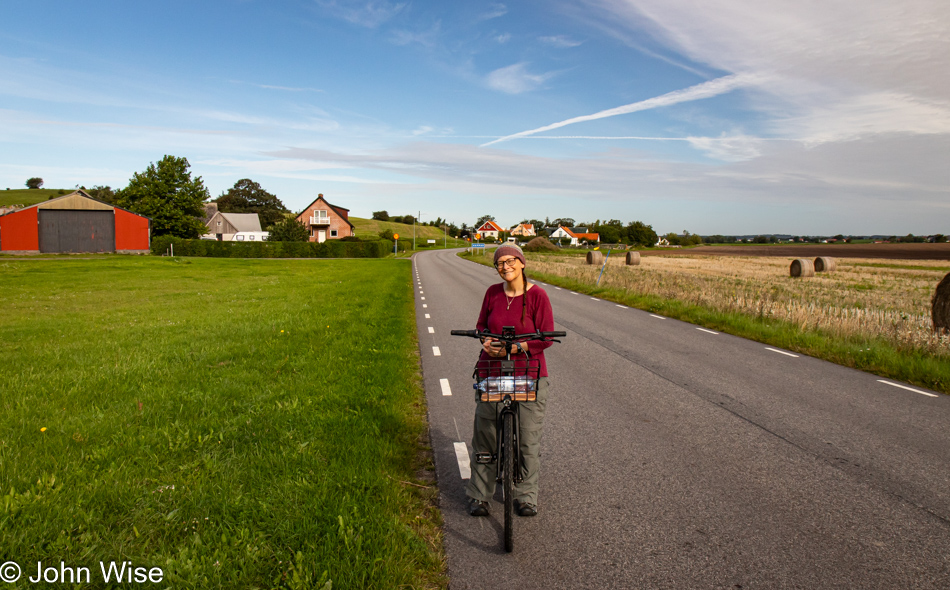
[1, 0, 947, 235]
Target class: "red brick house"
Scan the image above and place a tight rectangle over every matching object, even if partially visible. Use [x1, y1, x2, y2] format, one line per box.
[295, 194, 354, 243]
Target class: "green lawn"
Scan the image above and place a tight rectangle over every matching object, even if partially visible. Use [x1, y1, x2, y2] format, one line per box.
[0, 257, 445, 589]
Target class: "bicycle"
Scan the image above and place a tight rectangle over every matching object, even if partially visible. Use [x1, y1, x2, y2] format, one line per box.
[450, 326, 566, 552]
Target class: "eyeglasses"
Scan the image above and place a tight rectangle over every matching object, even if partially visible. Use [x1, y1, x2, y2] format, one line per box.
[494, 258, 520, 269]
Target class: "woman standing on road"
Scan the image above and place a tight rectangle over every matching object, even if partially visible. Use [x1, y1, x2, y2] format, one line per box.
[467, 243, 555, 517]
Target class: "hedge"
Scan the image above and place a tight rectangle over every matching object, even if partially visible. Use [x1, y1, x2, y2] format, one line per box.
[150, 236, 393, 258]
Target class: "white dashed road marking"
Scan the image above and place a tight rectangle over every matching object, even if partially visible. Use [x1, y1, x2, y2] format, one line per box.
[590, 297, 598, 301]
[616, 305, 625, 308]
[440, 378, 452, 396]
[697, 328, 719, 335]
[428, 327, 435, 334]
[423, 304, 427, 308]
[425, 313, 430, 318]
[877, 380, 938, 398]
[650, 314, 665, 320]
[421, 297, 425, 300]
[766, 348, 799, 358]
[433, 346, 441, 356]
[454, 442, 471, 479]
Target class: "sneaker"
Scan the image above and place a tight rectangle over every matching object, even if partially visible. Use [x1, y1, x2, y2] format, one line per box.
[514, 499, 537, 517]
[468, 498, 490, 517]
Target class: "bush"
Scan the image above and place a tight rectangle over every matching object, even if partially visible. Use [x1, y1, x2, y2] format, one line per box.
[523, 237, 558, 252]
[150, 237, 392, 258]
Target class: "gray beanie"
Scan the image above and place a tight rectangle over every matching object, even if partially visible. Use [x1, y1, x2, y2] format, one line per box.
[493, 242, 525, 266]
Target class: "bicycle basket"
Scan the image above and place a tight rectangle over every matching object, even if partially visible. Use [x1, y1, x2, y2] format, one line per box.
[472, 358, 541, 402]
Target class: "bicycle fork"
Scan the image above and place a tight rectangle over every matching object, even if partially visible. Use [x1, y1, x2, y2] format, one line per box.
[472, 401, 523, 485]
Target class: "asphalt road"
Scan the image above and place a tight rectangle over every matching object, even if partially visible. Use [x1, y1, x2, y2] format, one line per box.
[414, 248, 950, 589]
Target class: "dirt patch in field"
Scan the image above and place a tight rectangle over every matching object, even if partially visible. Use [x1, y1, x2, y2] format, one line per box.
[642, 243, 950, 260]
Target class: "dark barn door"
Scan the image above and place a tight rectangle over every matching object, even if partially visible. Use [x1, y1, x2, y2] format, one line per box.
[39, 210, 116, 253]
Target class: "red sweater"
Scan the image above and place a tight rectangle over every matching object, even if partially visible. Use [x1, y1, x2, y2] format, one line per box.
[476, 283, 555, 377]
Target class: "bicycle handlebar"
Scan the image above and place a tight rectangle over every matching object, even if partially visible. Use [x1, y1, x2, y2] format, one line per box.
[450, 329, 566, 341]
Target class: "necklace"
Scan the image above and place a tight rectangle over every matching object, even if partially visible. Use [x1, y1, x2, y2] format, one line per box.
[505, 290, 520, 310]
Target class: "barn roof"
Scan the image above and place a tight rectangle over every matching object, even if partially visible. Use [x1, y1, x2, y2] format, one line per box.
[217, 212, 262, 232]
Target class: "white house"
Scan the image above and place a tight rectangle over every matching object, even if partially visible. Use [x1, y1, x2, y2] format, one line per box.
[475, 220, 504, 240]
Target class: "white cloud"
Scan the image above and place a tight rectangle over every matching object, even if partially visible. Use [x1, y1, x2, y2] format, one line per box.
[390, 21, 442, 47]
[539, 35, 583, 48]
[495, 33, 512, 44]
[585, 0, 950, 144]
[314, 0, 406, 28]
[486, 62, 557, 94]
[478, 3, 508, 21]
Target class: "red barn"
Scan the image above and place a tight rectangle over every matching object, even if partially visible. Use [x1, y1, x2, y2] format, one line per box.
[0, 190, 150, 254]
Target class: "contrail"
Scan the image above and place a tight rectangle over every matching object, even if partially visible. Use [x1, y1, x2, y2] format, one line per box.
[480, 73, 758, 147]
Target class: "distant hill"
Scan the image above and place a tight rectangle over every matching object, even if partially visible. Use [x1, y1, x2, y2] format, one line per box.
[0, 188, 69, 208]
[350, 216, 468, 247]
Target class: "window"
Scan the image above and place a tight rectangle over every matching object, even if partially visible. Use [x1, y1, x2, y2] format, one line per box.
[236, 235, 244, 241]
[314, 209, 328, 219]
[330, 230, 338, 237]
[249, 235, 255, 240]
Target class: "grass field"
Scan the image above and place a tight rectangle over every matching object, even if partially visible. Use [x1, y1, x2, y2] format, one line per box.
[0, 188, 68, 207]
[349, 217, 468, 250]
[462, 251, 950, 394]
[0, 257, 445, 589]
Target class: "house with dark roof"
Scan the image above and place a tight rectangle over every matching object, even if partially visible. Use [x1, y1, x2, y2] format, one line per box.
[295, 194, 354, 243]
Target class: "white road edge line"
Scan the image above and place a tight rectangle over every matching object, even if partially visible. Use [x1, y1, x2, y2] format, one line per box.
[696, 328, 719, 335]
[590, 297, 598, 301]
[650, 314, 665, 320]
[433, 346, 441, 356]
[766, 348, 798, 358]
[616, 304, 625, 308]
[428, 327, 435, 334]
[877, 380, 938, 398]
[440, 378, 452, 396]
[454, 442, 471, 479]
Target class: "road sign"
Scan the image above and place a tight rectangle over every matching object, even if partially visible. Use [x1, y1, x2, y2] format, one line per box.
[471, 243, 485, 248]
[393, 233, 399, 239]
[427, 239, 436, 244]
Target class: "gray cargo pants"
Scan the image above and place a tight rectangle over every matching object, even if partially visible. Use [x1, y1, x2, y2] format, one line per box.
[465, 377, 550, 506]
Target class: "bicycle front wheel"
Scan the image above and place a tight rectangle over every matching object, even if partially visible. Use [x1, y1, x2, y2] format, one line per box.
[502, 411, 514, 553]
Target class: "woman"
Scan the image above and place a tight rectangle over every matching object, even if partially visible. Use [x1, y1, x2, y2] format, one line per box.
[467, 242, 555, 517]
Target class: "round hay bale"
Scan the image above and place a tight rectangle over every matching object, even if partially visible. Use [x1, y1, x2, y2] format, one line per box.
[932, 271, 950, 333]
[625, 251, 641, 266]
[586, 250, 604, 265]
[789, 258, 815, 278]
[814, 256, 837, 272]
[523, 236, 558, 252]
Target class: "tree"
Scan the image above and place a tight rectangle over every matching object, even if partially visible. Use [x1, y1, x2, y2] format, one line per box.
[372, 211, 390, 221]
[26, 177, 43, 189]
[475, 214, 495, 228]
[626, 221, 658, 247]
[214, 178, 287, 229]
[116, 155, 209, 238]
[553, 217, 575, 228]
[268, 217, 310, 242]
[86, 185, 117, 204]
[378, 228, 396, 241]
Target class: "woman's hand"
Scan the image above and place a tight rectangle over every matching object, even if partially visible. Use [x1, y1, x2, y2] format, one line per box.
[481, 338, 507, 357]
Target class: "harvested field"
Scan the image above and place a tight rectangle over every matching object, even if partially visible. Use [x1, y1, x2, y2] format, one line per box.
[647, 243, 950, 260]
[527, 253, 950, 356]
